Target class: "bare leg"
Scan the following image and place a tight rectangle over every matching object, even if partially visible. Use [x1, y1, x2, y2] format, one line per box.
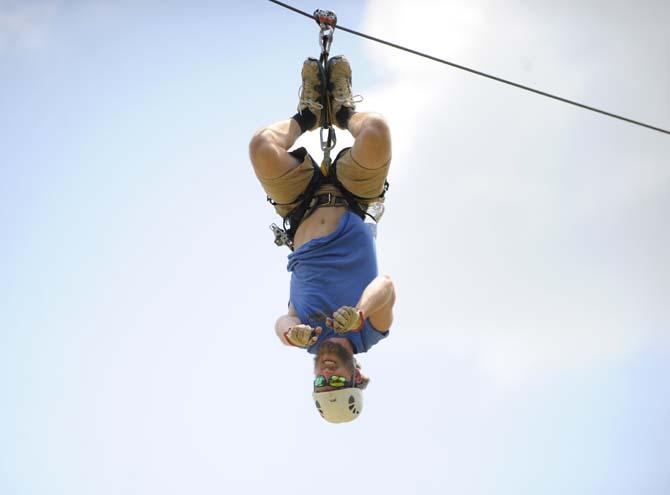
[348, 112, 392, 170]
[249, 119, 303, 180]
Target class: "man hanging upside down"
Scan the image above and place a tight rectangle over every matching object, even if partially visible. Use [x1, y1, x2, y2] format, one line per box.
[248, 55, 396, 423]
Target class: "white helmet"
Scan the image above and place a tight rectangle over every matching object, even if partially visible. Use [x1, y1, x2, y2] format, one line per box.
[312, 388, 363, 423]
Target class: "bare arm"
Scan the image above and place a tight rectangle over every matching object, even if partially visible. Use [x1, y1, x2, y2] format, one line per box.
[275, 304, 322, 347]
[356, 274, 396, 332]
[274, 304, 302, 346]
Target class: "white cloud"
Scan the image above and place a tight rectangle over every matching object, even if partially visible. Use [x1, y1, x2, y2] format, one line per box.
[359, 0, 670, 386]
[0, 1, 61, 54]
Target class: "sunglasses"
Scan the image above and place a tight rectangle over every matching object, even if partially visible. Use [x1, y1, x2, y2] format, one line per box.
[314, 375, 353, 389]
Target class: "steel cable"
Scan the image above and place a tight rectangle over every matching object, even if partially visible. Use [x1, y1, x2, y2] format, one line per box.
[267, 0, 670, 136]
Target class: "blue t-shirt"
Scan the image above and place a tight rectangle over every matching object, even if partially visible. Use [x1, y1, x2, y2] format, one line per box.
[287, 211, 390, 354]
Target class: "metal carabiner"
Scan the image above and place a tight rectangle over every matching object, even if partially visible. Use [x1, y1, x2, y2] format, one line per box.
[320, 125, 336, 152]
[314, 9, 338, 176]
[314, 9, 337, 62]
[319, 25, 334, 61]
[319, 126, 336, 176]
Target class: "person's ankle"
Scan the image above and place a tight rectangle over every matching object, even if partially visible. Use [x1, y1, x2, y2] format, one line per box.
[292, 110, 317, 134]
[336, 107, 356, 130]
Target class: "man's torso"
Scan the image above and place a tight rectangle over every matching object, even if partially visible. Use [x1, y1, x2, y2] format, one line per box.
[293, 205, 347, 250]
[288, 211, 388, 354]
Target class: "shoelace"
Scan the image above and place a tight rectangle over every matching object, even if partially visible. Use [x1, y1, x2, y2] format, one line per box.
[333, 93, 363, 106]
[298, 84, 324, 112]
[331, 78, 363, 107]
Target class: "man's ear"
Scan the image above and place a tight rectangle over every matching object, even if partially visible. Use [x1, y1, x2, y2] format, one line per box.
[354, 369, 370, 390]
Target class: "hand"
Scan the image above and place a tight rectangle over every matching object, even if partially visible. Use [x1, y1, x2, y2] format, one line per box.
[327, 306, 364, 334]
[284, 324, 322, 348]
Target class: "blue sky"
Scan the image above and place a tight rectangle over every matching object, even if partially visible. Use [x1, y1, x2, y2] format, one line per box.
[2, 1, 669, 494]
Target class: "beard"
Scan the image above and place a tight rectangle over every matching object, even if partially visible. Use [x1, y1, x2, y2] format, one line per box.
[314, 340, 355, 370]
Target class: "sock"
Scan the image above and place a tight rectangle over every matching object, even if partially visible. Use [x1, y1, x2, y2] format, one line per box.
[291, 110, 317, 134]
[336, 106, 356, 130]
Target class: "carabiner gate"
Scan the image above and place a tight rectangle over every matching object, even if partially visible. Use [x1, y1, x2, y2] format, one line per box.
[320, 125, 336, 152]
[319, 126, 336, 176]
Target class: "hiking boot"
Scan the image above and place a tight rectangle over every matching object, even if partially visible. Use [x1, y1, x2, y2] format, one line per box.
[297, 57, 325, 131]
[327, 56, 362, 129]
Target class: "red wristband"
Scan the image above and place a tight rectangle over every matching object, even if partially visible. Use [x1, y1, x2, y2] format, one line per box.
[283, 330, 298, 347]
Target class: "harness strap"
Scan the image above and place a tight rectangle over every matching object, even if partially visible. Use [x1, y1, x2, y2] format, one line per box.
[310, 192, 349, 210]
[328, 151, 389, 222]
[268, 148, 389, 250]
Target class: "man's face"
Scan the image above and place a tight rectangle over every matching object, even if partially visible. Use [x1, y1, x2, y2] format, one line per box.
[313, 340, 357, 392]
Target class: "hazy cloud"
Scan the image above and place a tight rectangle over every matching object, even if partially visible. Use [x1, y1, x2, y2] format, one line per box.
[359, 0, 670, 385]
[0, 0, 62, 54]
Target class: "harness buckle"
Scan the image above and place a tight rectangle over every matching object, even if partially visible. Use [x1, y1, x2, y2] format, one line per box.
[319, 193, 334, 206]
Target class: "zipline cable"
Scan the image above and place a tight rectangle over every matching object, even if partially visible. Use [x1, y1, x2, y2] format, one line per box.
[267, 0, 670, 136]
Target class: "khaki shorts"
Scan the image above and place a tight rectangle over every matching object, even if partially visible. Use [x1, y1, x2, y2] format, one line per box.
[256, 147, 390, 217]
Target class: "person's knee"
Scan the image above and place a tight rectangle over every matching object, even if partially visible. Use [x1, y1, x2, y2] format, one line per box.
[360, 113, 391, 148]
[249, 128, 276, 167]
[353, 114, 391, 168]
[361, 113, 389, 136]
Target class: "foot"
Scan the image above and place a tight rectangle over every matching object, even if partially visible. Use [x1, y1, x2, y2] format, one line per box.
[297, 58, 325, 131]
[327, 56, 362, 130]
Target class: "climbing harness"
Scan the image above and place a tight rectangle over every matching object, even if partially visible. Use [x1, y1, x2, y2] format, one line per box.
[269, 148, 389, 250]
